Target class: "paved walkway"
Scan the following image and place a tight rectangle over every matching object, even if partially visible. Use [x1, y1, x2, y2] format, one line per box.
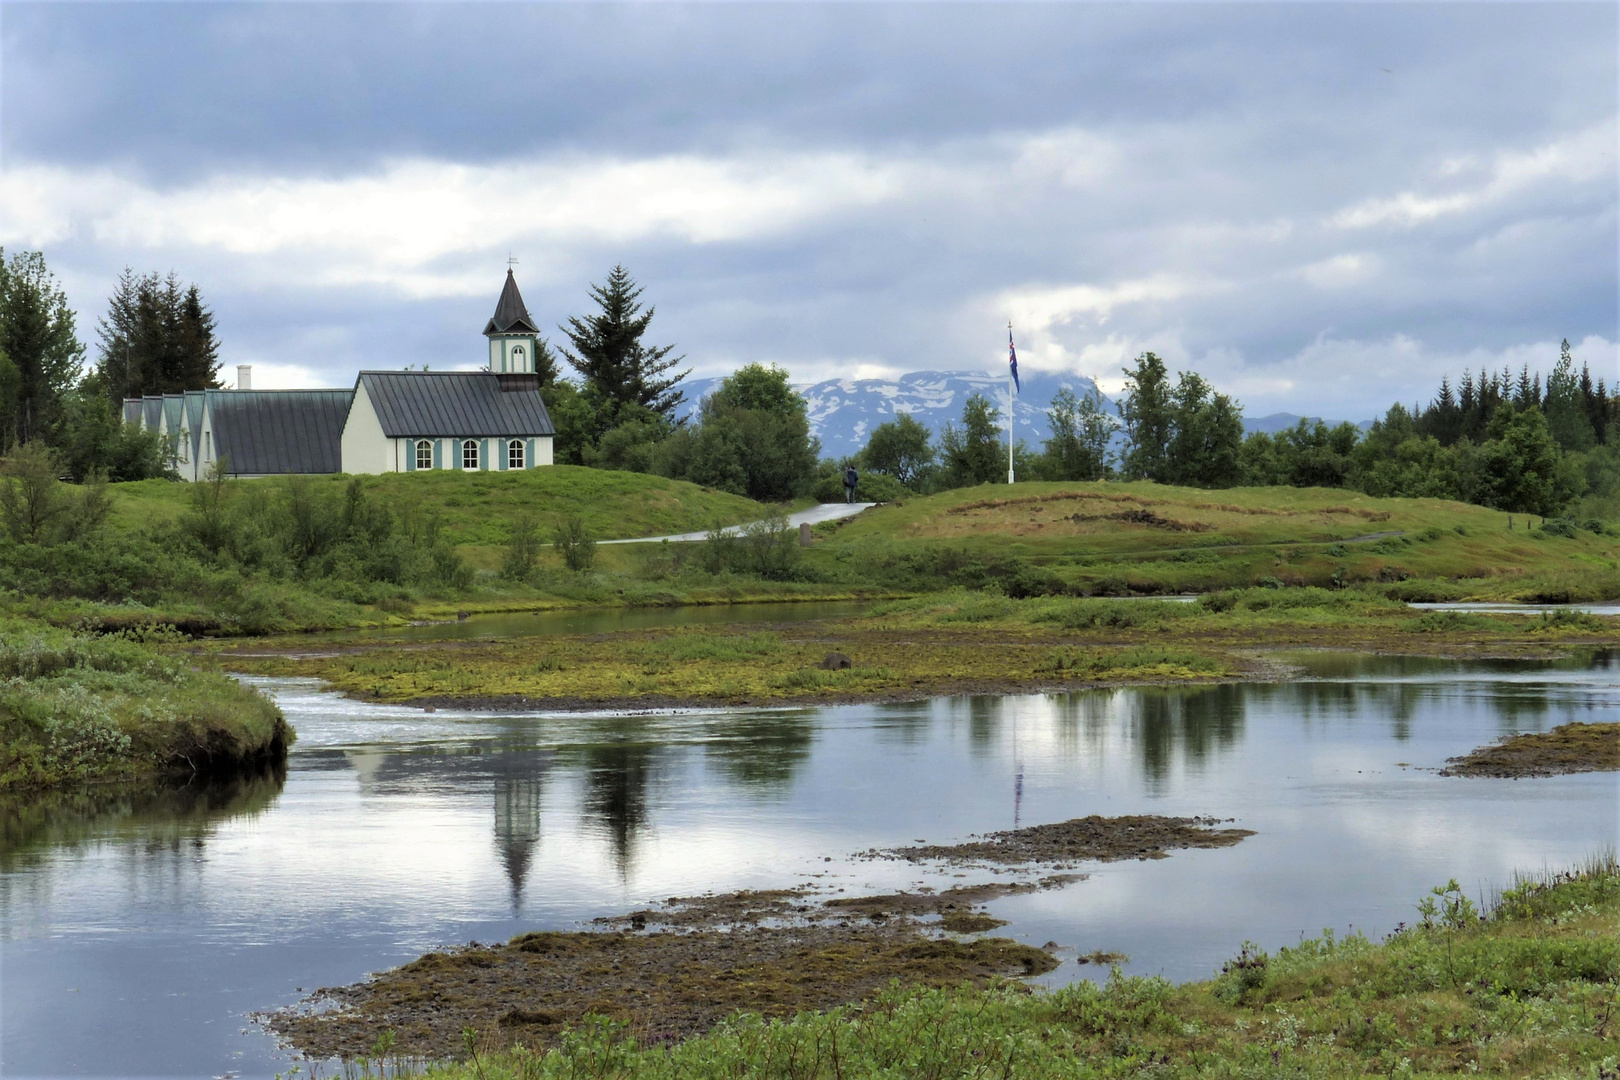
[601, 502, 877, 545]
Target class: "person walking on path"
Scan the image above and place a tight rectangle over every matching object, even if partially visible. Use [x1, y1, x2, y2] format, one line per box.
[843, 465, 859, 504]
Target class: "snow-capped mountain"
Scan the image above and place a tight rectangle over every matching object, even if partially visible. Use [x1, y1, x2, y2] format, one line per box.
[676, 370, 1111, 460]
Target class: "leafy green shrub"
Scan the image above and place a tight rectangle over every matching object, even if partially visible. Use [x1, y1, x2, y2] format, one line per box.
[1402, 611, 1499, 633]
[1532, 608, 1607, 633]
[1417, 526, 1444, 542]
[1538, 517, 1578, 539]
[812, 469, 909, 504]
[1030, 598, 1195, 630]
[1211, 941, 1269, 1004]
[553, 515, 597, 573]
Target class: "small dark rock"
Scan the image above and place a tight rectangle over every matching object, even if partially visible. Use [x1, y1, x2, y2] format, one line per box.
[819, 652, 853, 670]
[456, 610, 471, 621]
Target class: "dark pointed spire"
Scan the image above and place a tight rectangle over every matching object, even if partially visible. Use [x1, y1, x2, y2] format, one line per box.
[484, 268, 539, 336]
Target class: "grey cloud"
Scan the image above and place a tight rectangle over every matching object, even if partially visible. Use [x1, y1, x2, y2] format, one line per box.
[3, 3, 1614, 420]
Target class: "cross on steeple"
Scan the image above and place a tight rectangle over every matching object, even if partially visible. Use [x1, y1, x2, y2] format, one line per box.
[507, 253, 519, 269]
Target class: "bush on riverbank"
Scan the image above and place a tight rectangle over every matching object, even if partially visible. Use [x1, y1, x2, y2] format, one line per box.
[0, 620, 287, 790]
[390, 856, 1620, 1079]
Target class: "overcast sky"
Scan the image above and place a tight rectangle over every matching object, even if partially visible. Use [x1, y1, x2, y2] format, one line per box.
[2, 2, 1615, 418]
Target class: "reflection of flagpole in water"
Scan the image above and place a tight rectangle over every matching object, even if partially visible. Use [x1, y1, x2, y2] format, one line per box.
[1013, 706, 1024, 828]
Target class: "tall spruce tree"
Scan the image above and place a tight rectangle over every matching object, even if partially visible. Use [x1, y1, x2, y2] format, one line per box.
[0, 249, 85, 447]
[95, 269, 222, 400]
[559, 266, 688, 423]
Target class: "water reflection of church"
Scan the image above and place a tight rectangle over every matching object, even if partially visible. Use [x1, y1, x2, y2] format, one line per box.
[336, 746, 552, 911]
[492, 754, 548, 910]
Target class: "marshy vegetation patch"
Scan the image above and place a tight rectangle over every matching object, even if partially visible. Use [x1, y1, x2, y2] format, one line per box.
[262, 900, 1058, 1062]
[874, 814, 1255, 866]
[1440, 721, 1620, 777]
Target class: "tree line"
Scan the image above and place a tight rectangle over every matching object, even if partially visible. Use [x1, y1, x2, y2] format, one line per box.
[3, 244, 1612, 519]
[838, 345, 1615, 520]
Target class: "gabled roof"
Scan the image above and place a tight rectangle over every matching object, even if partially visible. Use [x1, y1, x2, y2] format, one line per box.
[358, 371, 554, 438]
[483, 269, 540, 336]
[142, 398, 163, 429]
[162, 395, 184, 433]
[122, 399, 142, 425]
[209, 389, 354, 475]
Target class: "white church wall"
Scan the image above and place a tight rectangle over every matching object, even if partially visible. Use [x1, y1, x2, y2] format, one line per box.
[340, 381, 394, 475]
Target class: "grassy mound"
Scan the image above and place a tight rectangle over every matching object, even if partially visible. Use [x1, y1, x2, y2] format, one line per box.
[107, 466, 767, 546]
[816, 481, 1620, 597]
[365, 856, 1620, 1079]
[0, 621, 287, 790]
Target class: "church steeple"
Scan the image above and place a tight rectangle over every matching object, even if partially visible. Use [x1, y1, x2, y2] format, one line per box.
[484, 267, 540, 373]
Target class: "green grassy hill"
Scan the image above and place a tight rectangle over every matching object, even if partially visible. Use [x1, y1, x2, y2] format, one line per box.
[108, 467, 766, 546]
[815, 481, 1620, 599]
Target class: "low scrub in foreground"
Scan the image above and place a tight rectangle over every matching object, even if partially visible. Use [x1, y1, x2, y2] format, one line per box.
[352, 856, 1620, 1080]
[0, 621, 286, 789]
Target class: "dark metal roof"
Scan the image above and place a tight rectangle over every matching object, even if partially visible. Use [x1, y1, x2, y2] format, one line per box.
[210, 389, 353, 475]
[162, 395, 184, 432]
[483, 269, 539, 335]
[142, 398, 163, 428]
[358, 371, 554, 438]
[122, 399, 142, 425]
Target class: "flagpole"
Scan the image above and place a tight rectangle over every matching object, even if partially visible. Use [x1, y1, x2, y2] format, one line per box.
[1007, 322, 1016, 484]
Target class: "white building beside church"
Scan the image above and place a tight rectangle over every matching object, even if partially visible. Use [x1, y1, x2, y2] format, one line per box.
[124, 270, 556, 479]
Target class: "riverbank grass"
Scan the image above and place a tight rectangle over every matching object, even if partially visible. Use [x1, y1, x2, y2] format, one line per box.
[0, 621, 287, 790]
[388, 855, 1620, 1080]
[220, 586, 1620, 710]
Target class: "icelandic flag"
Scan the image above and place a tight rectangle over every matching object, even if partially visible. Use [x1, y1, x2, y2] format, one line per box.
[1007, 328, 1021, 394]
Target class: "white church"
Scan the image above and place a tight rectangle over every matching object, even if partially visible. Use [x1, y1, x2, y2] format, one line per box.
[124, 270, 557, 480]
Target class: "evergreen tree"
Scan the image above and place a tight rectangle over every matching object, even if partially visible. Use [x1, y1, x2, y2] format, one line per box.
[1544, 339, 1594, 451]
[0, 249, 84, 447]
[94, 268, 221, 400]
[1119, 352, 1173, 482]
[559, 266, 688, 423]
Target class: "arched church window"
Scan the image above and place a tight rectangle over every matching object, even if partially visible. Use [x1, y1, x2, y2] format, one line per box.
[463, 439, 480, 470]
[508, 440, 524, 470]
[416, 440, 432, 470]
[511, 346, 525, 368]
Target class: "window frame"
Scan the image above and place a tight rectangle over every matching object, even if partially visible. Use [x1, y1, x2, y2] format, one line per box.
[508, 439, 524, 470]
[416, 439, 433, 471]
[462, 439, 479, 471]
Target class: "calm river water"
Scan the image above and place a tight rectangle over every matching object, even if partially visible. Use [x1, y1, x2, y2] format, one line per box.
[2, 651, 1616, 1079]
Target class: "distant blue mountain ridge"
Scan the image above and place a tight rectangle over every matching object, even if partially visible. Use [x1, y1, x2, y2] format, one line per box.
[674, 371, 1369, 461]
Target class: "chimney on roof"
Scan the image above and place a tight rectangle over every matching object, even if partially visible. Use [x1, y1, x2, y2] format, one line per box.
[237, 365, 252, 390]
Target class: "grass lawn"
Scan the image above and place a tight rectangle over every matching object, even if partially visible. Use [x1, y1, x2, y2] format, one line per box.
[105, 466, 768, 546]
[811, 480, 1620, 599]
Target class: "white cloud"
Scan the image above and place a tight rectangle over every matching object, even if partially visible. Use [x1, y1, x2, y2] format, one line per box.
[1331, 122, 1614, 230]
[0, 151, 911, 296]
[1298, 252, 1379, 290]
